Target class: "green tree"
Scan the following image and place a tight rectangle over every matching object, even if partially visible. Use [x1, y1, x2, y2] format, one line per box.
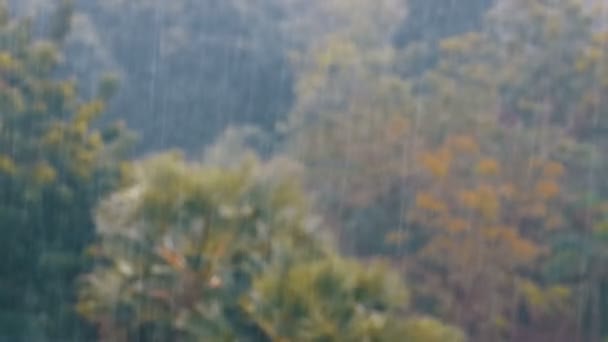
[248, 257, 464, 341]
[77, 152, 327, 340]
[0, 2, 130, 339]
[78, 151, 462, 341]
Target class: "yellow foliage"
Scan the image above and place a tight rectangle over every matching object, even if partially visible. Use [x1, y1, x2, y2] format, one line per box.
[43, 126, 64, 146]
[484, 225, 500, 239]
[0, 155, 16, 174]
[511, 237, 539, 261]
[439, 33, 482, 54]
[76, 149, 95, 166]
[88, 131, 103, 150]
[485, 225, 513, 240]
[449, 135, 479, 154]
[521, 282, 571, 316]
[466, 64, 493, 82]
[549, 286, 572, 299]
[415, 192, 447, 214]
[502, 229, 539, 260]
[0, 52, 14, 69]
[547, 286, 571, 303]
[492, 315, 510, 331]
[542, 161, 565, 178]
[33, 162, 57, 184]
[76, 100, 105, 124]
[535, 180, 560, 199]
[445, 218, 469, 233]
[315, 38, 358, 70]
[403, 316, 466, 342]
[119, 162, 135, 187]
[61, 82, 76, 101]
[419, 150, 451, 179]
[73, 120, 88, 136]
[476, 158, 500, 176]
[477, 185, 500, 220]
[480, 201, 499, 221]
[488, 227, 539, 261]
[592, 31, 608, 45]
[585, 46, 602, 64]
[458, 190, 479, 209]
[521, 281, 544, 309]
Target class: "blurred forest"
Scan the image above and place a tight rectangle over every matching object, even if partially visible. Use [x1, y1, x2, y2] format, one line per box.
[1, 0, 608, 341]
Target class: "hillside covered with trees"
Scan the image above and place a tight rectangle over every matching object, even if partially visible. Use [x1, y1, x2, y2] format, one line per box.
[1, 0, 608, 341]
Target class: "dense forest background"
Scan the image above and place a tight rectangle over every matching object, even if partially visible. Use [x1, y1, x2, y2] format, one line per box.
[1, 0, 608, 341]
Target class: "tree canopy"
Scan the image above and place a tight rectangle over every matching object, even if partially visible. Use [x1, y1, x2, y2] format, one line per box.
[2, 0, 608, 341]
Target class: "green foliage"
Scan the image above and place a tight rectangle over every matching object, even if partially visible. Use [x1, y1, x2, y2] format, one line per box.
[247, 256, 463, 341]
[401, 317, 466, 342]
[247, 258, 409, 341]
[78, 153, 327, 340]
[0, 2, 130, 339]
[78, 152, 464, 341]
[3, 0, 608, 341]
